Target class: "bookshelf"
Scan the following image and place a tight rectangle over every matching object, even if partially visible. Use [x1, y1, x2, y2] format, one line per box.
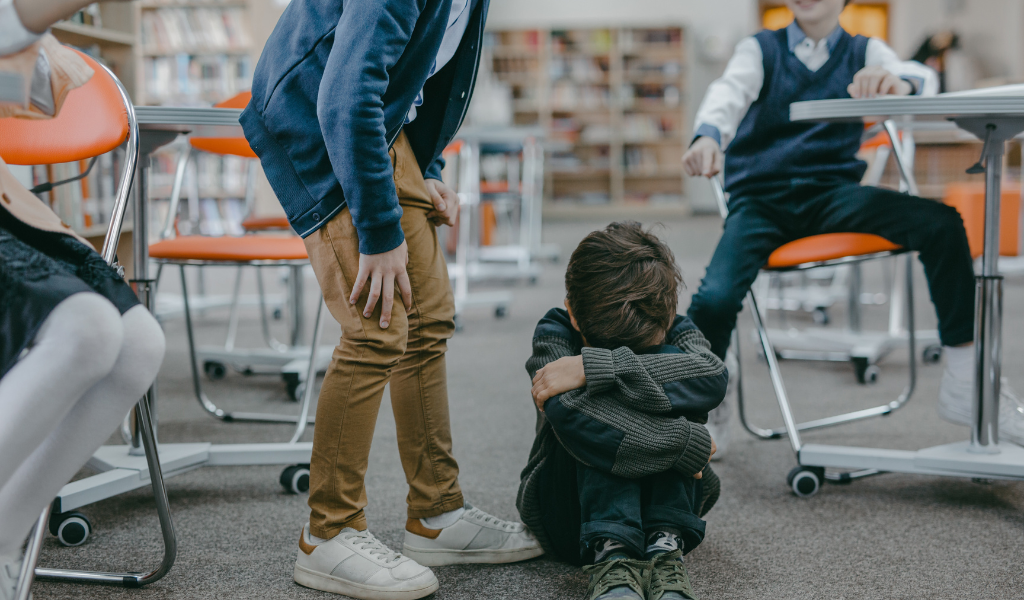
[484, 26, 688, 216]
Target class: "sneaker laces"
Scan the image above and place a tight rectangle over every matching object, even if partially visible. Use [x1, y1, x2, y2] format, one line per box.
[465, 507, 522, 532]
[649, 551, 695, 600]
[342, 530, 402, 565]
[582, 558, 647, 598]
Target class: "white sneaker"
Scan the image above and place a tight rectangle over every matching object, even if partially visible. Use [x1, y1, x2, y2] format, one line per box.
[402, 504, 544, 567]
[705, 352, 736, 461]
[293, 525, 438, 600]
[938, 368, 1024, 446]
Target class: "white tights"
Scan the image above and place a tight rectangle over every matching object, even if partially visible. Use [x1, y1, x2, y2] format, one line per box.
[0, 293, 165, 560]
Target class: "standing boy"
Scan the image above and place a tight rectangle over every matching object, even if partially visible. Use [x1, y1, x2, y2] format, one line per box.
[520, 222, 726, 600]
[682, 0, 1024, 448]
[241, 1, 541, 598]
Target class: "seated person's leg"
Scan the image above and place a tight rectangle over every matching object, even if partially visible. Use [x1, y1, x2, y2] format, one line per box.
[687, 199, 793, 360]
[577, 465, 647, 600]
[812, 184, 1024, 443]
[640, 468, 709, 600]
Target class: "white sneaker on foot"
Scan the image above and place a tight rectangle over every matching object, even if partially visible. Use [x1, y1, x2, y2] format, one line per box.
[402, 504, 544, 566]
[938, 368, 1024, 446]
[293, 525, 438, 600]
[705, 351, 736, 461]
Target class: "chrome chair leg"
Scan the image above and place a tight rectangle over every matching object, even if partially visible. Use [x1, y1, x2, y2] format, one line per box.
[180, 265, 316, 425]
[13, 509, 46, 600]
[35, 392, 177, 587]
[289, 299, 326, 444]
[740, 253, 919, 449]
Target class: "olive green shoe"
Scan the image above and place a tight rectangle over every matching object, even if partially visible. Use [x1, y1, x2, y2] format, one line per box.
[648, 550, 696, 600]
[582, 557, 648, 600]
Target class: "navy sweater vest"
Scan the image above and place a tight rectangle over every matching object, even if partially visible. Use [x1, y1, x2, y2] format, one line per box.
[724, 27, 868, 197]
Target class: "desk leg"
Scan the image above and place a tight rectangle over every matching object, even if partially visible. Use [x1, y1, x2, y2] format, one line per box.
[971, 141, 1004, 452]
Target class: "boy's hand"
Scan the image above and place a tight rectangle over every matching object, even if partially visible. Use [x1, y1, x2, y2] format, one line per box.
[848, 66, 913, 99]
[349, 241, 413, 330]
[693, 437, 717, 479]
[532, 355, 586, 411]
[682, 136, 724, 178]
[425, 178, 459, 227]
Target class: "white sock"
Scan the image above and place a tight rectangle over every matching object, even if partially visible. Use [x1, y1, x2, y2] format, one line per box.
[421, 507, 465, 530]
[645, 530, 681, 557]
[593, 538, 628, 562]
[945, 345, 974, 382]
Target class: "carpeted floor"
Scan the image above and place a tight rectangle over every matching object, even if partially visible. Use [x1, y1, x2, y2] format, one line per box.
[31, 216, 1024, 600]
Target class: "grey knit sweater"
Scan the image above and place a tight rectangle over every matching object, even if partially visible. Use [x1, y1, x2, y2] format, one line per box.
[517, 308, 727, 555]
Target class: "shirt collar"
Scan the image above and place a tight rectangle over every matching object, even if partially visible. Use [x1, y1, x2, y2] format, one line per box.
[785, 21, 844, 52]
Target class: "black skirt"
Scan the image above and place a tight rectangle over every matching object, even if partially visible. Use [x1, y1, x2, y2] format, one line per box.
[0, 205, 140, 377]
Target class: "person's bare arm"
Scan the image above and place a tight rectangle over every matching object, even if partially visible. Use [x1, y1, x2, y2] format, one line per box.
[13, 0, 127, 34]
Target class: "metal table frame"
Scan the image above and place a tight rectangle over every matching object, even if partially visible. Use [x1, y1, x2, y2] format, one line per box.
[776, 94, 1024, 495]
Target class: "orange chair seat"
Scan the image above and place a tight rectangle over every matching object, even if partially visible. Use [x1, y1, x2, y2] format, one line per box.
[766, 233, 901, 270]
[242, 216, 292, 231]
[149, 235, 307, 262]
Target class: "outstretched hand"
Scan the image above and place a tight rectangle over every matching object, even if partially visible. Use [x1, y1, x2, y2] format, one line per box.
[531, 355, 586, 412]
[848, 65, 913, 99]
[682, 136, 724, 178]
[349, 241, 413, 330]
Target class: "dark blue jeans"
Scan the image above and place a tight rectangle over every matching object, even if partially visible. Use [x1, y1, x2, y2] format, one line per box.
[688, 181, 977, 359]
[577, 464, 705, 561]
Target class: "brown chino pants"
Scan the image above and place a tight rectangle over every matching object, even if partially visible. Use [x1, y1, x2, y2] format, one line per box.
[302, 132, 463, 538]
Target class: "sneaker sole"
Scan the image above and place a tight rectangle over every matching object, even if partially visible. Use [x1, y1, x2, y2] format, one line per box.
[293, 564, 438, 600]
[401, 544, 544, 567]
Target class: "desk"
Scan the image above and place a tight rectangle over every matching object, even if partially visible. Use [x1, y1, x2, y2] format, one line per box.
[785, 95, 1024, 483]
[48, 107, 313, 562]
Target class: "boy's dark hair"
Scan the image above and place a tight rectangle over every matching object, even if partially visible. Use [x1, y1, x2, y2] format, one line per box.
[565, 221, 682, 351]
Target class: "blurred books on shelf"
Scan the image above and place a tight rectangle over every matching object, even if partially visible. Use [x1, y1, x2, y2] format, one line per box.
[140, 7, 251, 55]
[480, 26, 687, 212]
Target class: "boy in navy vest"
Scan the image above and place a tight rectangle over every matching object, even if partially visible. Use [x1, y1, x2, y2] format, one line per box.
[682, 0, 1024, 453]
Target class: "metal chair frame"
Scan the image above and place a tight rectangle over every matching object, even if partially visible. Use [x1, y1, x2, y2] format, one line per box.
[13, 60, 178, 595]
[713, 120, 922, 444]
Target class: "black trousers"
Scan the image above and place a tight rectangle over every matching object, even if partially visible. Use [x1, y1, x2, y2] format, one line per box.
[687, 182, 977, 359]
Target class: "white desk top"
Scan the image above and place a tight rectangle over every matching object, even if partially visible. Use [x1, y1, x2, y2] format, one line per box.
[791, 95, 1024, 122]
[134, 106, 242, 127]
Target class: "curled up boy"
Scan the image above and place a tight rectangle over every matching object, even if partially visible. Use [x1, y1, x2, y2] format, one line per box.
[517, 222, 728, 600]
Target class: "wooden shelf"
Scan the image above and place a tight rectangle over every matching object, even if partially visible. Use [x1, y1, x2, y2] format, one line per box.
[142, 48, 251, 57]
[139, 0, 248, 7]
[79, 223, 133, 238]
[51, 22, 135, 47]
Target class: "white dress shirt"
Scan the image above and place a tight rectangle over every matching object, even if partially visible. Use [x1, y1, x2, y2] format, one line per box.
[405, 0, 471, 123]
[694, 22, 938, 149]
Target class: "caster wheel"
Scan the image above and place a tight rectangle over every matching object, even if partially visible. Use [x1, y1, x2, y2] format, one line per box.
[528, 276, 539, 285]
[923, 344, 943, 365]
[283, 373, 300, 402]
[280, 464, 310, 494]
[49, 511, 91, 547]
[292, 382, 306, 403]
[787, 466, 824, 498]
[454, 315, 464, 332]
[272, 308, 284, 320]
[812, 307, 830, 326]
[203, 361, 227, 381]
[495, 305, 508, 319]
[853, 358, 879, 384]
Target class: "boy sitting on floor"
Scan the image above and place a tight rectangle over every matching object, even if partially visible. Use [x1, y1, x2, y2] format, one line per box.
[517, 222, 728, 600]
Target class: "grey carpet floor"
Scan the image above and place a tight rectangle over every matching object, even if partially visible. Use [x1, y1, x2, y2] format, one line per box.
[32, 216, 1024, 600]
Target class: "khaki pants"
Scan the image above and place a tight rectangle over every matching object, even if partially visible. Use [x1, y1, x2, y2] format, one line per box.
[302, 133, 462, 538]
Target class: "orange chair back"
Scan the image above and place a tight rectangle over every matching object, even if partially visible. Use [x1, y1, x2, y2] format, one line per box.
[943, 182, 1020, 258]
[189, 91, 256, 158]
[0, 50, 130, 165]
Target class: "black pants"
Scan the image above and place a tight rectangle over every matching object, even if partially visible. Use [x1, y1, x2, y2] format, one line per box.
[687, 182, 976, 359]
[535, 440, 709, 566]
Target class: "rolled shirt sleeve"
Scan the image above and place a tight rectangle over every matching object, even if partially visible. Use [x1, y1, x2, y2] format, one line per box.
[866, 37, 939, 96]
[691, 36, 764, 150]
